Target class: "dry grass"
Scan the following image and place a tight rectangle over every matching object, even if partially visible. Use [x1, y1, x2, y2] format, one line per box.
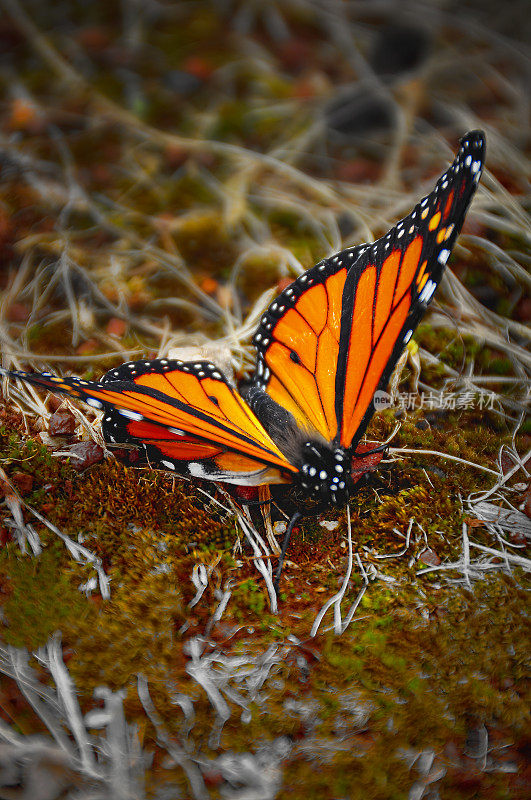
[0, 1, 529, 797]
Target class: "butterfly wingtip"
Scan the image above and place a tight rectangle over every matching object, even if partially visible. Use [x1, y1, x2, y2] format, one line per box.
[459, 129, 486, 155]
[0, 367, 16, 380]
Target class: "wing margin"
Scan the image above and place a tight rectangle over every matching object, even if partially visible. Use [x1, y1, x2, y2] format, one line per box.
[2, 359, 298, 484]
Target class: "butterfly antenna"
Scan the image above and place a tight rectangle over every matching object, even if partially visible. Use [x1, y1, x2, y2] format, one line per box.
[353, 422, 402, 458]
[239, 496, 276, 510]
[353, 443, 387, 458]
[273, 510, 302, 594]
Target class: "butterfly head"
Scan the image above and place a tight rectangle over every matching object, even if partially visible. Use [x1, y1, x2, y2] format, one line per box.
[297, 441, 352, 505]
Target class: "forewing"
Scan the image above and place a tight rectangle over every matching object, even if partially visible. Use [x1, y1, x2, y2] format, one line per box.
[337, 130, 485, 448]
[3, 359, 298, 485]
[252, 131, 484, 450]
[251, 250, 359, 441]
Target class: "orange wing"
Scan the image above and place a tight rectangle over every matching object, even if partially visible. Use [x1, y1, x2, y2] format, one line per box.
[251, 130, 485, 450]
[3, 360, 299, 486]
[252, 266, 348, 440]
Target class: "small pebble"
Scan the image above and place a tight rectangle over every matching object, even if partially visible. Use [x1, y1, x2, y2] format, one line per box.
[49, 408, 76, 437]
[419, 548, 441, 566]
[10, 472, 34, 494]
[319, 520, 339, 531]
[65, 442, 105, 471]
[106, 317, 127, 337]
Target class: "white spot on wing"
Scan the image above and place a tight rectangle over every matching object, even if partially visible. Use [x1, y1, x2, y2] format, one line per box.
[118, 409, 143, 421]
[419, 279, 437, 303]
[188, 462, 207, 478]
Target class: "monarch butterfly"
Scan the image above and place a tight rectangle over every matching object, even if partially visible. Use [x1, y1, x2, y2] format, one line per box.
[1, 131, 485, 584]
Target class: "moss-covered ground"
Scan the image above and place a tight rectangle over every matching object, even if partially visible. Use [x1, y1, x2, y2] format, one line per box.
[0, 1, 529, 797]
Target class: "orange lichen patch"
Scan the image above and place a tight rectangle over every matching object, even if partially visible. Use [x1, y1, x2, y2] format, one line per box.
[106, 318, 127, 337]
[199, 276, 219, 295]
[76, 340, 99, 355]
[182, 55, 214, 80]
[8, 98, 41, 131]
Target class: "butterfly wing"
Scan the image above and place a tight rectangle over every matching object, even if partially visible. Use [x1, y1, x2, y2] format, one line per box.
[251, 130, 485, 450]
[251, 249, 354, 442]
[337, 130, 485, 449]
[2, 360, 298, 485]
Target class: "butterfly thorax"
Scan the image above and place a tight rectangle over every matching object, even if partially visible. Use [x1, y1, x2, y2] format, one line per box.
[246, 384, 353, 504]
[296, 441, 352, 505]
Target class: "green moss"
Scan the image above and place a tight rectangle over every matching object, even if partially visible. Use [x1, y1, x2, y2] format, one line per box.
[64, 575, 186, 691]
[0, 7, 527, 794]
[1, 427, 52, 468]
[0, 544, 86, 650]
[234, 578, 267, 615]
[172, 212, 238, 273]
[488, 357, 514, 375]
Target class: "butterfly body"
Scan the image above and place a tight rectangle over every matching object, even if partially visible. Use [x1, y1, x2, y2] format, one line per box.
[242, 382, 352, 503]
[2, 132, 485, 520]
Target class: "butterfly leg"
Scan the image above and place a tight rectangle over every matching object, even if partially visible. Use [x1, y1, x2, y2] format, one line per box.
[273, 510, 303, 593]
